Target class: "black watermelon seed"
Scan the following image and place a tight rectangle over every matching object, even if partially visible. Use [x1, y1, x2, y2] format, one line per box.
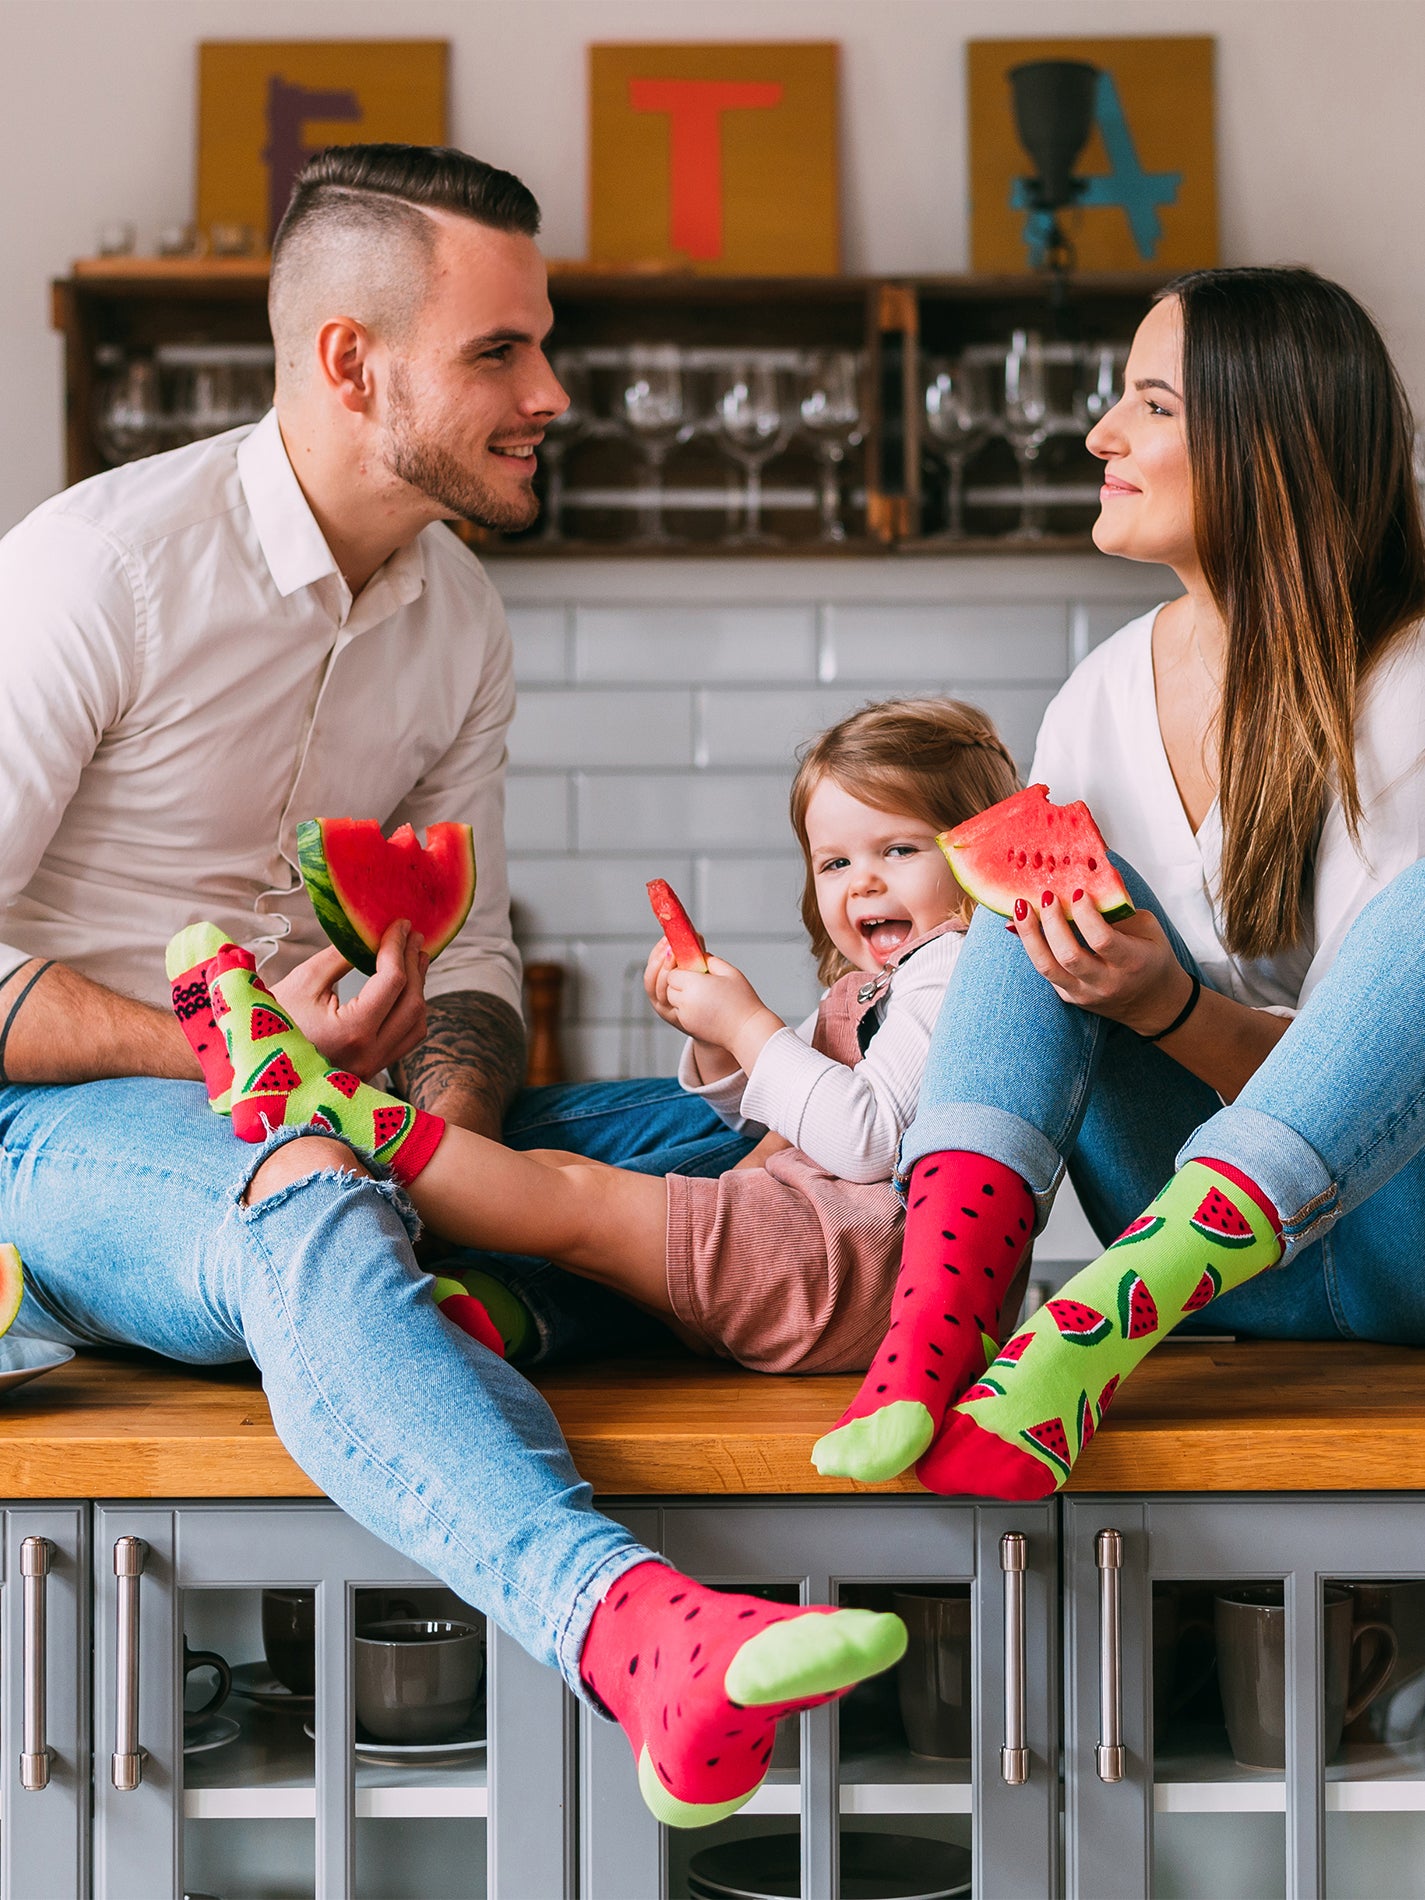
[926, 1369, 940, 1382]
[658, 1760, 670, 1780]
[761, 1744, 774, 1763]
[707, 1757, 719, 1767]
[694, 1665, 708, 1678]
[670, 1592, 686, 1604]
[941, 1230, 957, 1241]
[1005, 1235, 1016, 1246]
[876, 1384, 888, 1393]
[615, 1590, 629, 1610]
[662, 1706, 669, 1728]
[654, 1648, 660, 1669]
[685, 1607, 701, 1621]
[961, 1206, 979, 1219]
[727, 1727, 742, 1736]
[628, 1656, 639, 1675]
[902, 1286, 915, 1297]
[887, 1353, 897, 1363]
[945, 1314, 960, 1325]
[929, 1342, 944, 1356]
[1019, 1218, 1028, 1232]
[691, 1643, 701, 1661]
[912, 1195, 926, 1208]
[945, 1263, 960, 1275]
[983, 1184, 995, 1195]
[923, 1165, 939, 1177]
[738, 1608, 756, 1618]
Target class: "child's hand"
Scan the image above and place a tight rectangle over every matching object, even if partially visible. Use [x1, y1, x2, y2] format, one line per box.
[664, 956, 785, 1076]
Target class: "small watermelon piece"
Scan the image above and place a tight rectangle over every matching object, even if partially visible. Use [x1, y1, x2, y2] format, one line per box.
[1076, 1390, 1096, 1454]
[1021, 1416, 1073, 1476]
[1046, 1297, 1112, 1345]
[1182, 1264, 1223, 1314]
[1189, 1187, 1258, 1249]
[371, 1104, 413, 1153]
[1109, 1213, 1165, 1249]
[327, 1071, 362, 1099]
[1117, 1269, 1159, 1340]
[298, 818, 476, 977]
[243, 1049, 303, 1096]
[0, 1244, 23, 1338]
[993, 1332, 1034, 1367]
[646, 878, 708, 973]
[250, 1005, 291, 1040]
[937, 783, 1133, 922]
[1098, 1374, 1120, 1417]
[962, 1377, 1005, 1403]
[309, 1106, 343, 1136]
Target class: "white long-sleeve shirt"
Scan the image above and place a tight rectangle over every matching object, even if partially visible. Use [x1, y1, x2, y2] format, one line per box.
[1031, 605, 1425, 1011]
[677, 930, 963, 1183]
[0, 411, 521, 1013]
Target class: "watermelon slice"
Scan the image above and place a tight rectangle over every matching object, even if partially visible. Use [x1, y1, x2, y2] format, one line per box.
[646, 878, 708, 973]
[298, 819, 476, 977]
[250, 1005, 292, 1041]
[1021, 1416, 1073, 1476]
[937, 784, 1133, 921]
[1189, 1188, 1257, 1249]
[1109, 1213, 1165, 1249]
[1098, 1373, 1120, 1417]
[1182, 1264, 1222, 1314]
[0, 1244, 23, 1339]
[243, 1049, 303, 1096]
[371, 1104, 414, 1154]
[1045, 1297, 1111, 1345]
[1076, 1389, 1096, 1454]
[993, 1332, 1034, 1368]
[1117, 1269, 1159, 1341]
[962, 1376, 1006, 1403]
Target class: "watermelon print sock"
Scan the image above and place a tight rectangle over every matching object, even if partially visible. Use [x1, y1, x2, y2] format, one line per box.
[579, 1561, 906, 1829]
[203, 938, 446, 1186]
[165, 922, 235, 1113]
[432, 1268, 534, 1361]
[916, 1159, 1283, 1501]
[811, 1153, 1035, 1484]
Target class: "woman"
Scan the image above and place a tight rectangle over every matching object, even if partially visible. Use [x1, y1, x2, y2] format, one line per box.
[813, 266, 1425, 1497]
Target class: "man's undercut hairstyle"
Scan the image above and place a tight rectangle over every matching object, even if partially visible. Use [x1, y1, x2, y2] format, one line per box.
[268, 143, 542, 387]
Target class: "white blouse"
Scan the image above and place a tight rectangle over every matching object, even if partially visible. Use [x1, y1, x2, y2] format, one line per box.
[676, 929, 963, 1183]
[1031, 605, 1425, 1011]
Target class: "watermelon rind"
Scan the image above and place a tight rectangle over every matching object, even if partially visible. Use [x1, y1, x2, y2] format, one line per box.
[298, 818, 476, 978]
[937, 784, 1134, 922]
[1117, 1269, 1159, 1341]
[1109, 1214, 1165, 1249]
[0, 1244, 23, 1339]
[962, 1377, 1006, 1403]
[1076, 1389, 1096, 1454]
[1189, 1187, 1259, 1249]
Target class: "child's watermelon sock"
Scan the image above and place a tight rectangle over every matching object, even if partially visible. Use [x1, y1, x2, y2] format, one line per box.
[165, 922, 236, 1113]
[579, 1561, 906, 1829]
[431, 1268, 533, 1361]
[915, 1159, 1283, 1501]
[204, 940, 445, 1186]
[811, 1153, 1035, 1484]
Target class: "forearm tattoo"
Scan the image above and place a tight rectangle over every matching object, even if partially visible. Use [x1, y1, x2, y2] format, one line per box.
[0, 960, 55, 1085]
[392, 990, 526, 1133]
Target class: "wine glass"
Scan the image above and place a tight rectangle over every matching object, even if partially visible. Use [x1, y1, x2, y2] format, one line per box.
[799, 349, 862, 543]
[538, 351, 587, 544]
[715, 354, 789, 544]
[923, 355, 994, 539]
[95, 356, 162, 463]
[1003, 329, 1050, 538]
[1075, 342, 1125, 430]
[620, 344, 685, 545]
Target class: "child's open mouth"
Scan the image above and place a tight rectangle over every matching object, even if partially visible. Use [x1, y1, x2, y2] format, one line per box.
[859, 917, 913, 961]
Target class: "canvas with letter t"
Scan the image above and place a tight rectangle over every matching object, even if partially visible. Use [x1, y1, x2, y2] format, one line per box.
[198, 41, 448, 249]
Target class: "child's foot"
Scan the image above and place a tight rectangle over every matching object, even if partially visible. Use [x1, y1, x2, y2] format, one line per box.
[166, 922, 236, 1112]
[812, 1153, 1034, 1484]
[916, 1160, 1283, 1500]
[169, 928, 446, 1186]
[432, 1267, 535, 1361]
[580, 1561, 906, 1828]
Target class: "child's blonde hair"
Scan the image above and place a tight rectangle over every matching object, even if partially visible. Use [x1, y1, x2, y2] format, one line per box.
[790, 697, 1021, 986]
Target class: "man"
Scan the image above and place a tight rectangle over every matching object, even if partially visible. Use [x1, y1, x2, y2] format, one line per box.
[0, 144, 899, 1825]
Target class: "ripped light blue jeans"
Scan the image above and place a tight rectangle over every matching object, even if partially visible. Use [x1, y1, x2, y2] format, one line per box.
[0, 1078, 733, 1691]
[901, 858, 1425, 1341]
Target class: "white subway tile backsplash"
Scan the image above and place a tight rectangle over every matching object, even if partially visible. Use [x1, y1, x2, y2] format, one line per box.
[506, 606, 570, 681]
[559, 931, 821, 1028]
[697, 686, 887, 767]
[505, 774, 572, 853]
[562, 1018, 689, 1083]
[577, 772, 791, 852]
[574, 605, 818, 682]
[510, 689, 693, 767]
[825, 603, 1069, 682]
[714, 935, 824, 1023]
[1082, 598, 1168, 650]
[695, 854, 806, 936]
[508, 853, 693, 937]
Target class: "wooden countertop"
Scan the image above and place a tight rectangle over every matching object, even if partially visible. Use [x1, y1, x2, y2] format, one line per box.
[2, 1341, 1424, 1498]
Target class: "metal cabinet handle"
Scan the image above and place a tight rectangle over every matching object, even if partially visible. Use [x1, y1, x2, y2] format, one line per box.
[20, 1536, 54, 1792]
[112, 1535, 146, 1791]
[1095, 1528, 1125, 1782]
[1000, 1531, 1029, 1784]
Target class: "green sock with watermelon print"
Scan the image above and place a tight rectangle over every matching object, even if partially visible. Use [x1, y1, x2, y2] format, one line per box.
[175, 931, 447, 1187]
[915, 1159, 1283, 1501]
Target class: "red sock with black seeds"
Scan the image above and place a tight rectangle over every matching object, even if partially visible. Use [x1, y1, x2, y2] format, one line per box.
[812, 1152, 1035, 1484]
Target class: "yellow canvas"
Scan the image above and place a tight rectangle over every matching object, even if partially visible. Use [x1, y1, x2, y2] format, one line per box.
[968, 37, 1217, 275]
[589, 43, 839, 275]
[198, 42, 448, 248]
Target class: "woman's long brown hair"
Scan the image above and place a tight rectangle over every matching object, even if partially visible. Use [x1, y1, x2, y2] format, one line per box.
[1164, 266, 1425, 959]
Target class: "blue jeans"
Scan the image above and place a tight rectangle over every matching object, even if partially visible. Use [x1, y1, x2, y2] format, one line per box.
[901, 858, 1425, 1342]
[0, 1077, 737, 1690]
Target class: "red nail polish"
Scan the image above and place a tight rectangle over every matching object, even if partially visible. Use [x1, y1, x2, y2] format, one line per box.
[1072, 888, 1084, 903]
[1013, 898, 1029, 921]
[1041, 890, 1054, 908]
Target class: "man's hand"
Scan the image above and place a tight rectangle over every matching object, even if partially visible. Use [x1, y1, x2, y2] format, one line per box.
[391, 989, 527, 1140]
[271, 919, 429, 1080]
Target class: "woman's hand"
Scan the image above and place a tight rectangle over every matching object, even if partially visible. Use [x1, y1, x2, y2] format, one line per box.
[1009, 892, 1195, 1036]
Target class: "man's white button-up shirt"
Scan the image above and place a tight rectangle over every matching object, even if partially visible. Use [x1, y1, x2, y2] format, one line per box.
[0, 410, 521, 1013]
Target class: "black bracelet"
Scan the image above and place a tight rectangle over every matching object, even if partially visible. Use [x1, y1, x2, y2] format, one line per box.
[1139, 971, 1202, 1044]
[0, 960, 56, 1084]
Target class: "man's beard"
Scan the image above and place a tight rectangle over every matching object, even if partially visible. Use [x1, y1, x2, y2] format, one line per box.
[384, 367, 540, 533]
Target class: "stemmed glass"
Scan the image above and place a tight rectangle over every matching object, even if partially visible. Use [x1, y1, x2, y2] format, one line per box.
[95, 356, 162, 464]
[1075, 343, 1124, 430]
[715, 355, 789, 544]
[621, 344, 685, 544]
[923, 356, 994, 539]
[799, 349, 862, 543]
[1003, 328, 1050, 537]
[538, 351, 587, 543]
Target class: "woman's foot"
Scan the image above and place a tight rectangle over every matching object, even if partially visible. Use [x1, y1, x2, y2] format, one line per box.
[580, 1562, 906, 1827]
[916, 1160, 1283, 1499]
[811, 1153, 1035, 1484]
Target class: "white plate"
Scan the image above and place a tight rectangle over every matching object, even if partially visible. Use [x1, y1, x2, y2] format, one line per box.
[183, 1713, 241, 1755]
[303, 1710, 487, 1767]
[0, 1338, 75, 1395]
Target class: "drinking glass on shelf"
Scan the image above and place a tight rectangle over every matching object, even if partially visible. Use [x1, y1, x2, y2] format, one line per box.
[923, 355, 994, 539]
[620, 344, 685, 544]
[96, 220, 137, 257]
[538, 351, 588, 543]
[715, 354, 790, 544]
[95, 357, 162, 463]
[799, 349, 862, 543]
[1075, 342, 1125, 430]
[1003, 328, 1051, 537]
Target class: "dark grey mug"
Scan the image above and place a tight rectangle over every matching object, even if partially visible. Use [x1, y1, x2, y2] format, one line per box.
[892, 1590, 972, 1760]
[354, 1616, 484, 1744]
[261, 1587, 315, 1697]
[183, 1640, 232, 1725]
[1215, 1583, 1397, 1769]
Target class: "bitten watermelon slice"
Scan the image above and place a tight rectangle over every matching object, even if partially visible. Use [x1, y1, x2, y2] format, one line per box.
[298, 819, 476, 977]
[1109, 1214, 1165, 1249]
[1189, 1188, 1257, 1249]
[0, 1244, 23, 1339]
[1021, 1416, 1073, 1476]
[1117, 1269, 1159, 1340]
[646, 879, 708, 973]
[937, 784, 1133, 921]
[1046, 1298, 1112, 1345]
[1182, 1264, 1222, 1314]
